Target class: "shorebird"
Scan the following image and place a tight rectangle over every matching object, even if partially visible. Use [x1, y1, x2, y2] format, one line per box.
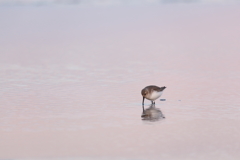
[141, 85, 166, 105]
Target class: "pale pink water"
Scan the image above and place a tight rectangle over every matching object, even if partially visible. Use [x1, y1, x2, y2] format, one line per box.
[0, 4, 240, 160]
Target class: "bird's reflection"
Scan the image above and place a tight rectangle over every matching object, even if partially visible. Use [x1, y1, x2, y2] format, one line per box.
[141, 104, 165, 122]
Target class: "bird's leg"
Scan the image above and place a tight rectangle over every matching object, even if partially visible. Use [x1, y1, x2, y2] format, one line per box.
[151, 101, 153, 104]
[153, 101, 155, 104]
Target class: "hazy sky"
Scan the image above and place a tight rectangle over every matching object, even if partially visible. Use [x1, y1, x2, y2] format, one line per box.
[0, 0, 239, 6]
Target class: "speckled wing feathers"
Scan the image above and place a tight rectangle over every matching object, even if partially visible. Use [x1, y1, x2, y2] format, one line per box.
[146, 85, 166, 93]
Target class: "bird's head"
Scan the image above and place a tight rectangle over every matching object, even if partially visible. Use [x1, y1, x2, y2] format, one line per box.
[141, 88, 149, 97]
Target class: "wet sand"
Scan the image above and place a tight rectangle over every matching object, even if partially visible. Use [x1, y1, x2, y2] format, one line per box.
[0, 3, 240, 160]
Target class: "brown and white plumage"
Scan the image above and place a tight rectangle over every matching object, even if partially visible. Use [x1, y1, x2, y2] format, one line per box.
[141, 85, 166, 105]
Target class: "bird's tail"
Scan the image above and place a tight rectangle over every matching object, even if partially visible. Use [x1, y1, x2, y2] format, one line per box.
[160, 86, 166, 91]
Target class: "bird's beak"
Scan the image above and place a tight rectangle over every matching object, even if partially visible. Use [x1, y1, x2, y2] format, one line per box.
[142, 97, 145, 112]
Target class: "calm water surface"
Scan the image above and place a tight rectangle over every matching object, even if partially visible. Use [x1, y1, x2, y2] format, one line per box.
[0, 4, 240, 160]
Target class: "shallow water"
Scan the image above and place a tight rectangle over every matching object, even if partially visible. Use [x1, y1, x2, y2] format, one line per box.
[0, 3, 240, 160]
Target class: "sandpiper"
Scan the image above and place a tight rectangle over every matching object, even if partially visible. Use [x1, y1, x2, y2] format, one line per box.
[141, 85, 166, 105]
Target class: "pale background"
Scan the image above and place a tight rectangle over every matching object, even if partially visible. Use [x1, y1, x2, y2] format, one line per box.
[0, 1, 240, 160]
